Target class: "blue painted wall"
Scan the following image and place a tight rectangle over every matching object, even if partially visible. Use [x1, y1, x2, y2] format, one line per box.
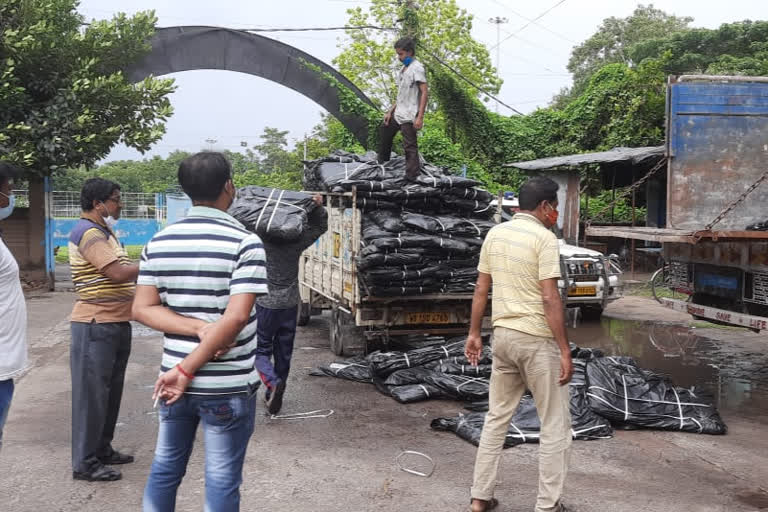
[54, 219, 161, 247]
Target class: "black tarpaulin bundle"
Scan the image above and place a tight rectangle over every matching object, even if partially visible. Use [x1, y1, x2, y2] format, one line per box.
[431, 355, 614, 447]
[229, 186, 320, 242]
[585, 356, 727, 434]
[311, 341, 727, 441]
[302, 151, 495, 297]
[308, 357, 372, 383]
[367, 337, 468, 377]
[429, 389, 615, 448]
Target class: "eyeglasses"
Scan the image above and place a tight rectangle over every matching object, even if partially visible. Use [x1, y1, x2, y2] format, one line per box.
[106, 196, 123, 205]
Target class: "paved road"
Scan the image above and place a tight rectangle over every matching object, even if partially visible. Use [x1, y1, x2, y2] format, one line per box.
[1, 292, 767, 511]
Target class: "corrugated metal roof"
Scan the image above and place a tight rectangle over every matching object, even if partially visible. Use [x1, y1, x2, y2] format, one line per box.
[505, 146, 665, 171]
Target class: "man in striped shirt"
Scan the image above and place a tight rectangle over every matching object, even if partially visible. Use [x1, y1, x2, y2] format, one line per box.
[465, 176, 574, 512]
[133, 152, 268, 511]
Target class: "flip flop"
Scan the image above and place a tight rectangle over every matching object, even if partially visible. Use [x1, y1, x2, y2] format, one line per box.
[469, 497, 499, 512]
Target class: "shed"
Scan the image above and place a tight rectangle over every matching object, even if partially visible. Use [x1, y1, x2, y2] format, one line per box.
[505, 146, 666, 244]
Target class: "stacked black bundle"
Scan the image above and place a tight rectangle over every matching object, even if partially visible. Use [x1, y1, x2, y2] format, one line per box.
[303, 152, 496, 296]
[229, 186, 321, 242]
[358, 209, 495, 296]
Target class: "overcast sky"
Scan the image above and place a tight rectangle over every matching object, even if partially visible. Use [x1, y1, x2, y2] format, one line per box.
[77, 0, 766, 162]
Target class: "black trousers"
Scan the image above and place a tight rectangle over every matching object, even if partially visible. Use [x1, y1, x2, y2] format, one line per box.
[70, 321, 132, 472]
[377, 119, 420, 178]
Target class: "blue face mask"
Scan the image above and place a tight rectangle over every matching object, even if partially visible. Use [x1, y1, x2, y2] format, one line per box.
[0, 192, 15, 220]
[402, 56, 413, 67]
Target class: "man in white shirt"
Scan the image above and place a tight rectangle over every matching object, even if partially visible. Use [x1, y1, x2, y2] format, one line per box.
[377, 37, 429, 181]
[0, 162, 27, 452]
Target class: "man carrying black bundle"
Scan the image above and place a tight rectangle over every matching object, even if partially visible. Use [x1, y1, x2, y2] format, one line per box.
[377, 37, 429, 181]
[254, 195, 328, 414]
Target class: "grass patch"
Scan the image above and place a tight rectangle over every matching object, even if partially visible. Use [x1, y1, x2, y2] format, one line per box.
[55, 245, 143, 264]
[625, 281, 677, 300]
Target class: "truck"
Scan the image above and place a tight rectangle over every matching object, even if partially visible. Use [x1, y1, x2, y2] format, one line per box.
[298, 190, 483, 356]
[301, 188, 624, 356]
[587, 75, 768, 331]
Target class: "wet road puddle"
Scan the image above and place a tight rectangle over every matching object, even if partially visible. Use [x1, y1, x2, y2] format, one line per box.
[568, 319, 768, 418]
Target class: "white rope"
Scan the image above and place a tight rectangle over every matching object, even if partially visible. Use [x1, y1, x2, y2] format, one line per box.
[419, 385, 430, 398]
[441, 346, 450, 358]
[254, 188, 276, 230]
[404, 353, 410, 368]
[270, 409, 334, 420]
[509, 422, 527, 441]
[622, 375, 630, 421]
[672, 387, 684, 430]
[265, 189, 286, 234]
[467, 219, 481, 235]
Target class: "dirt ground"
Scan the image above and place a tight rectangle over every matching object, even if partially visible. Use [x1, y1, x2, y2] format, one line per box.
[1, 290, 767, 512]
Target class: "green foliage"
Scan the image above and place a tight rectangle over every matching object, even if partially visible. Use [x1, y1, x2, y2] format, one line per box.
[0, 1, 175, 176]
[333, 0, 500, 108]
[561, 4, 692, 105]
[56, 244, 143, 263]
[629, 20, 768, 76]
[581, 189, 647, 224]
[233, 169, 302, 191]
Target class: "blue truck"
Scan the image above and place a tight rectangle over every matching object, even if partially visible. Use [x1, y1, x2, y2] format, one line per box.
[590, 75, 768, 331]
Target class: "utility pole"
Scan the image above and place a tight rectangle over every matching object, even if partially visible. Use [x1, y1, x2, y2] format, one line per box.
[488, 16, 508, 113]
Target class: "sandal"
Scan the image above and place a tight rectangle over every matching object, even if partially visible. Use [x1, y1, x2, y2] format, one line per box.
[469, 497, 499, 512]
[73, 464, 122, 482]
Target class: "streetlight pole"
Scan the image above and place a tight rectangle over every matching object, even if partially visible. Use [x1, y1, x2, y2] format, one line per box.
[488, 16, 508, 113]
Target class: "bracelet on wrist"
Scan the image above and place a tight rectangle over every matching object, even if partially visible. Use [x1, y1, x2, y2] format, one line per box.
[177, 364, 194, 380]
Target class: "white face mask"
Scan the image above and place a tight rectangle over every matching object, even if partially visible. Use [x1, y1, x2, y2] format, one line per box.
[98, 202, 118, 229]
[0, 192, 15, 221]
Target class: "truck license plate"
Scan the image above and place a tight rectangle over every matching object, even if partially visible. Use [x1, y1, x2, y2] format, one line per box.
[406, 312, 451, 324]
[569, 286, 597, 297]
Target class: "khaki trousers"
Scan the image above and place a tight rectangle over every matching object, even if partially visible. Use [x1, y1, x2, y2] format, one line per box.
[470, 327, 572, 511]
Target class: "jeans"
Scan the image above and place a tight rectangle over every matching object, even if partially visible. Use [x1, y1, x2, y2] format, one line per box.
[0, 379, 14, 452]
[143, 389, 258, 512]
[254, 305, 298, 393]
[70, 321, 132, 472]
[471, 327, 572, 512]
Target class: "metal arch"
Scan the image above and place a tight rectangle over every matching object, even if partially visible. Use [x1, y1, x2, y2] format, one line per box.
[125, 26, 377, 147]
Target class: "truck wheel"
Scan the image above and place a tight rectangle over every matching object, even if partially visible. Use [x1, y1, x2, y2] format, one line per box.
[297, 301, 311, 327]
[330, 305, 362, 356]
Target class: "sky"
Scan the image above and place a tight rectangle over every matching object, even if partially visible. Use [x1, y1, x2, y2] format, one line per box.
[77, 0, 767, 162]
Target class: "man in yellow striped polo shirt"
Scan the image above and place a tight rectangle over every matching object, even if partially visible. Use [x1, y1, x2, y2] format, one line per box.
[466, 176, 574, 512]
[68, 178, 139, 482]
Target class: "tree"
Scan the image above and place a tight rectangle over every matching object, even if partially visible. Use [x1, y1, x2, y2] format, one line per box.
[629, 20, 768, 76]
[0, 0, 175, 176]
[560, 4, 692, 104]
[334, 0, 501, 108]
[252, 127, 301, 173]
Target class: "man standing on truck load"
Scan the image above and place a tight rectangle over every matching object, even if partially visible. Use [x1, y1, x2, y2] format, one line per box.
[465, 176, 574, 512]
[377, 37, 429, 181]
[69, 178, 139, 482]
[0, 163, 27, 454]
[254, 195, 328, 415]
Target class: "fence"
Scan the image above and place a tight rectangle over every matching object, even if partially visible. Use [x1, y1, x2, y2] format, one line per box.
[10, 189, 29, 208]
[12, 189, 193, 247]
[51, 191, 166, 222]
